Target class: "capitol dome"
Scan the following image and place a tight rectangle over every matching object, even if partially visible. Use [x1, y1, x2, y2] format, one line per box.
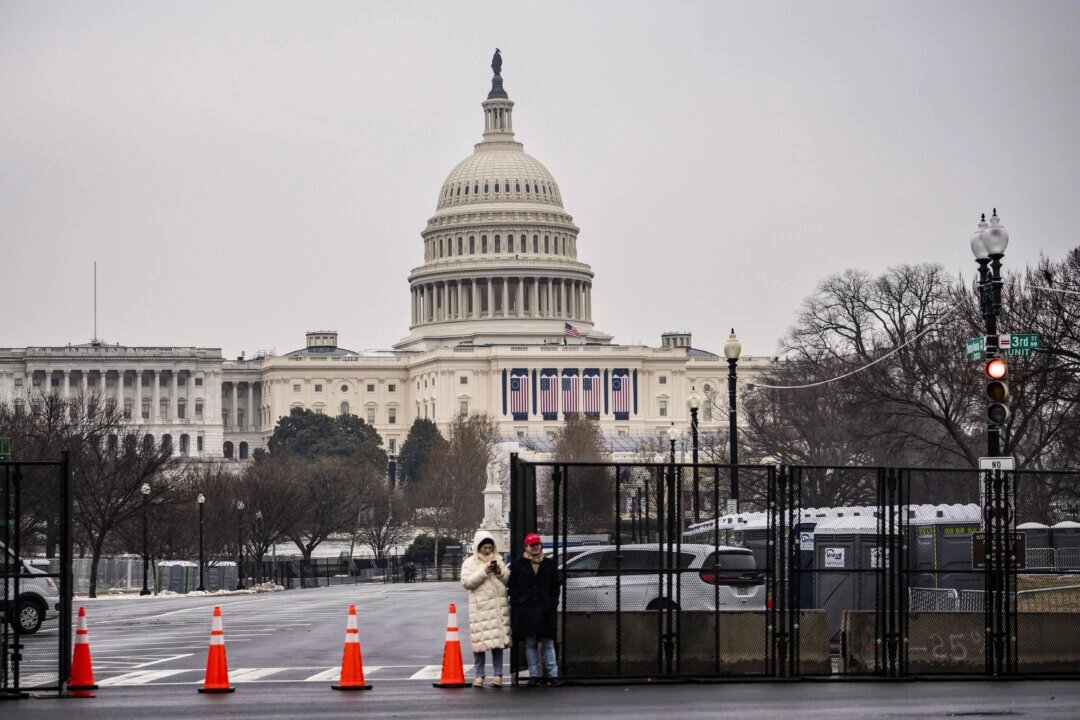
[395, 53, 611, 352]
[437, 150, 563, 210]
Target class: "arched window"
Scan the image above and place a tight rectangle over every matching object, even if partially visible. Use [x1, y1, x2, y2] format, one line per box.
[544, 235, 549, 253]
[533, 235, 539, 253]
[469, 236, 475, 254]
[473, 183, 478, 194]
[494, 183, 500, 193]
[484, 183, 489, 193]
[516, 182, 521, 192]
[161, 434, 173, 455]
[179, 434, 190, 456]
[223, 441, 234, 459]
[340, 401, 350, 416]
[465, 184, 469, 195]
[495, 235, 501, 253]
[507, 236, 514, 253]
[525, 183, 531, 193]
[458, 237, 463, 255]
[239, 441, 249, 460]
[481, 235, 487, 253]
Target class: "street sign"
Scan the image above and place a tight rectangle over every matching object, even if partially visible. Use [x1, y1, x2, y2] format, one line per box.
[971, 532, 1026, 570]
[1004, 333, 1041, 357]
[966, 334, 1041, 360]
[726, 499, 739, 515]
[979, 457, 1015, 472]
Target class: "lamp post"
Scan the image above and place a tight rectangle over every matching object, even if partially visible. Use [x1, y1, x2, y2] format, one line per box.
[687, 392, 701, 524]
[140, 482, 151, 596]
[970, 210, 1009, 456]
[196, 493, 206, 592]
[254, 510, 263, 583]
[235, 499, 245, 590]
[724, 329, 742, 513]
[666, 424, 678, 466]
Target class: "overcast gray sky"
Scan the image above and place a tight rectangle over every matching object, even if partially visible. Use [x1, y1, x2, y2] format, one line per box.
[3, 1, 1079, 359]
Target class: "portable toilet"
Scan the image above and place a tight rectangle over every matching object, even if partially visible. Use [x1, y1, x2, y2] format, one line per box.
[731, 512, 769, 569]
[813, 515, 896, 648]
[1017, 522, 1052, 569]
[908, 504, 982, 592]
[1051, 521, 1080, 570]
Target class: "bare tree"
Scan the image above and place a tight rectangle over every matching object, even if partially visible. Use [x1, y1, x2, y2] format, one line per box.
[411, 414, 497, 557]
[353, 483, 411, 558]
[553, 414, 613, 533]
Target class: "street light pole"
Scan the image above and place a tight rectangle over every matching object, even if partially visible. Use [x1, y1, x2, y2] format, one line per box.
[687, 393, 701, 524]
[971, 210, 1009, 457]
[724, 329, 742, 513]
[235, 500, 245, 590]
[196, 493, 206, 592]
[140, 482, 151, 595]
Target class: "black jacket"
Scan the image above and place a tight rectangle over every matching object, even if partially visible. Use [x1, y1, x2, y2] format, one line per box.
[508, 554, 559, 639]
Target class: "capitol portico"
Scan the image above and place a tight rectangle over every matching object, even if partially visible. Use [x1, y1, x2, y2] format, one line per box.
[0, 53, 768, 461]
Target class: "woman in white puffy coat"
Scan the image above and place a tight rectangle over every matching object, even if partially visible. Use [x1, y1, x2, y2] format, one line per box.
[461, 530, 511, 687]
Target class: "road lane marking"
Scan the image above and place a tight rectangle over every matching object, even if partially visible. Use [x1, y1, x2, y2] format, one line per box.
[226, 668, 289, 682]
[302, 666, 384, 682]
[409, 665, 444, 680]
[99, 669, 193, 685]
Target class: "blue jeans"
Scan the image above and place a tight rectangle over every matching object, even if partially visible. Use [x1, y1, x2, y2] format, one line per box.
[473, 647, 503, 678]
[524, 637, 558, 679]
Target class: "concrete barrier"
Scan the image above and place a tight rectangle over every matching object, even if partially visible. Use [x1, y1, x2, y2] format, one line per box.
[559, 610, 830, 678]
[843, 611, 1080, 674]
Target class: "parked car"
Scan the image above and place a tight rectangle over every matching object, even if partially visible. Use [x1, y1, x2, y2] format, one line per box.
[560, 543, 765, 612]
[2, 542, 60, 634]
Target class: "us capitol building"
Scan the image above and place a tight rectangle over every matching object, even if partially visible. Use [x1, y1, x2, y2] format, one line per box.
[0, 54, 768, 461]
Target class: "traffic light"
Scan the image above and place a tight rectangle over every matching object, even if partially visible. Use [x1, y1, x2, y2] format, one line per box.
[984, 358, 1010, 425]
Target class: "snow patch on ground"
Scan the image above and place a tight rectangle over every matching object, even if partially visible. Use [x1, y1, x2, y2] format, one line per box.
[75, 582, 284, 601]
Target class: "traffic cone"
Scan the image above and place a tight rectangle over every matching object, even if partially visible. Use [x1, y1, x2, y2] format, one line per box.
[68, 606, 98, 694]
[331, 604, 372, 691]
[198, 606, 235, 693]
[432, 603, 467, 688]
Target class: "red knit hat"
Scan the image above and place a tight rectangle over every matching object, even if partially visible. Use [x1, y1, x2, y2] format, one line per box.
[524, 532, 542, 547]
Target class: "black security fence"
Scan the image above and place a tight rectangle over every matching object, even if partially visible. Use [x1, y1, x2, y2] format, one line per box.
[509, 455, 1080, 682]
[2, 455, 73, 699]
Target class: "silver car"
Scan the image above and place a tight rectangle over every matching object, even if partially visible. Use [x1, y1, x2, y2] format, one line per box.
[560, 543, 766, 612]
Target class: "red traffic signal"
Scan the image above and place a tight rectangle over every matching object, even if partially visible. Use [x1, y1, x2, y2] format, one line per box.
[984, 358, 1010, 425]
[985, 358, 1007, 380]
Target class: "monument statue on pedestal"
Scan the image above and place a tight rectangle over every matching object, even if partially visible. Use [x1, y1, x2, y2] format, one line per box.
[478, 460, 509, 551]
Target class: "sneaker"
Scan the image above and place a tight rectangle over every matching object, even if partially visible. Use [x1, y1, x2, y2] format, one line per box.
[526, 677, 541, 687]
[547, 678, 563, 687]
[472, 677, 485, 688]
[489, 676, 502, 688]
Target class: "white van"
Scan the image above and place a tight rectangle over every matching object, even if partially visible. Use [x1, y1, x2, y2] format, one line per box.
[2, 543, 60, 634]
[561, 543, 766, 612]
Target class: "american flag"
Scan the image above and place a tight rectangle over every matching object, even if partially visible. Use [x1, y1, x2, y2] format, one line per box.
[564, 322, 581, 339]
[583, 371, 601, 415]
[539, 372, 559, 417]
[612, 370, 630, 416]
[561, 372, 579, 414]
[510, 372, 530, 417]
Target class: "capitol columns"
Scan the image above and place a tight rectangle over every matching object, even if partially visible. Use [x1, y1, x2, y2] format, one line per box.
[516, 277, 525, 317]
[247, 382, 254, 431]
[134, 370, 143, 420]
[151, 369, 160, 424]
[170, 370, 179, 421]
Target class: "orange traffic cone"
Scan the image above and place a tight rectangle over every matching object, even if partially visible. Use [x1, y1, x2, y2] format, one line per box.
[331, 604, 372, 691]
[67, 606, 98, 694]
[432, 603, 467, 688]
[197, 606, 235, 693]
